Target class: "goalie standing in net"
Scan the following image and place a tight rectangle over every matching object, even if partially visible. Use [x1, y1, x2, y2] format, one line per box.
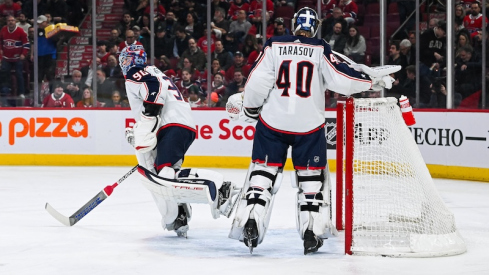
[227, 7, 396, 254]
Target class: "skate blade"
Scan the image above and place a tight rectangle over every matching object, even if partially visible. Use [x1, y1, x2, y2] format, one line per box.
[175, 225, 189, 238]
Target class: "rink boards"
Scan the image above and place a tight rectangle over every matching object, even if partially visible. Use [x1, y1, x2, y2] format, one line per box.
[0, 108, 488, 182]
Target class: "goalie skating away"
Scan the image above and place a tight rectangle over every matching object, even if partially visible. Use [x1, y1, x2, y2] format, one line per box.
[226, 7, 400, 254]
[120, 45, 239, 238]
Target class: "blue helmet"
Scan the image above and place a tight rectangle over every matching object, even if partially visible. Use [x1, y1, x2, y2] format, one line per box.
[292, 7, 321, 37]
[119, 44, 147, 76]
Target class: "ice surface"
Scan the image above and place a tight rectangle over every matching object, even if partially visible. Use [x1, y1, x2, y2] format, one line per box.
[1, 166, 488, 275]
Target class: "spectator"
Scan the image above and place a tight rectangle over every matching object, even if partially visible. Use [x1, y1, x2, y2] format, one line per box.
[425, 79, 462, 108]
[0, 0, 21, 20]
[183, 0, 204, 19]
[228, 0, 250, 21]
[229, 9, 252, 42]
[178, 38, 206, 71]
[16, 13, 31, 34]
[428, 18, 439, 30]
[223, 31, 240, 54]
[160, 11, 181, 37]
[212, 40, 233, 70]
[419, 20, 446, 76]
[44, 13, 54, 25]
[343, 25, 366, 63]
[248, 0, 274, 25]
[473, 29, 489, 65]
[274, 19, 287, 37]
[202, 58, 225, 82]
[107, 43, 119, 56]
[324, 22, 347, 54]
[157, 55, 176, 79]
[41, 82, 74, 107]
[81, 57, 101, 88]
[225, 51, 250, 83]
[76, 87, 104, 107]
[455, 32, 472, 57]
[241, 34, 258, 58]
[322, 7, 348, 38]
[247, 37, 263, 65]
[338, 0, 358, 25]
[144, 0, 166, 22]
[105, 90, 129, 107]
[154, 25, 174, 59]
[32, 15, 56, 86]
[97, 40, 110, 65]
[138, 14, 152, 42]
[321, 0, 339, 19]
[108, 29, 123, 47]
[463, 2, 488, 35]
[248, 11, 274, 39]
[96, 69, 116, 103]
[399, 39, 415, 66]
[184, 11, 203, 39]
[176, 57, 201, 81]
[455, 46, 482, 99]
[118, 29, 143, 52]
[116, 12, 135, 39]
[211, 7, 230, 38]
[174, 68, 199, 101]
[0, 15, 29, 97]
[388, 65, 432, 105]
[197, 27, 216, 53]
[393, 0, 416, 35]
[103, 54, 123, 79]
[173, 26, 190, 58]
[64, 69, 84, 103]
[224, 69, 246, 102]
[387, 41, 408, 82]
[46, 0, 68, 24]
[22, 0, 47, 22]
[455, 4, 466, 23]
[188, 85, 205, 107]
[132, 25, 143, 43]
[202, 72, 226, 107]
[210, 0, 230, 19]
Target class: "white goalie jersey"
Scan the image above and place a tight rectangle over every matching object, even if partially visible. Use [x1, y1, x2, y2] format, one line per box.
[124, 65, 195, 130]
[243, 36, 373, 133]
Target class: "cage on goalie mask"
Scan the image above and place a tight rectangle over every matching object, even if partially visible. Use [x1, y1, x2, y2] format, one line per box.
[292, 7, 321, 37]
[119, 45, 147, 76]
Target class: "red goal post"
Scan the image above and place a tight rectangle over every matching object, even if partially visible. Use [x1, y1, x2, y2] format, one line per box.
[335, 97, 466, 257]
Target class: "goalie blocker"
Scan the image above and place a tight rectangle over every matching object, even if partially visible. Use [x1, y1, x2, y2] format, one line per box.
[137, 165, 240, 219]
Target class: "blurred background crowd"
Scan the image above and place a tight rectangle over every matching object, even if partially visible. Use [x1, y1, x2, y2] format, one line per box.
[0, 0, 487, 109]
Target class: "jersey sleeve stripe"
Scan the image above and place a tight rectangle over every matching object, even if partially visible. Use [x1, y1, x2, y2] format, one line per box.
[323, 55, 371, 84]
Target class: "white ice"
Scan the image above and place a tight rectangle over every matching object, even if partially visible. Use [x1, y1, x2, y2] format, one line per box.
[1, 166, 489, 275]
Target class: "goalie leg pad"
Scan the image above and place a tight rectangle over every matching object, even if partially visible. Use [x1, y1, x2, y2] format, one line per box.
[229, 163, 283, 246]
[138, 165, 238, 219]
[294, 169, 338, 240]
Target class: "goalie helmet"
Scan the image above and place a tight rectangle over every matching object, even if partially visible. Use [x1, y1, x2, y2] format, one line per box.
[119, 44, 147, 76]
[292, 7, 321, 37]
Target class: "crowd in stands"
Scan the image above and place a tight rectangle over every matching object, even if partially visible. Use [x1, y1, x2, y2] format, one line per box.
[0, 0, 488, 108]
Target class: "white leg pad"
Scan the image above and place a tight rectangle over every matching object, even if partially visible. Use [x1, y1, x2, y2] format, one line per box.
[138, 165, 238, 219]
[229, 163, 282, 245]
[294, 168, 338, 240]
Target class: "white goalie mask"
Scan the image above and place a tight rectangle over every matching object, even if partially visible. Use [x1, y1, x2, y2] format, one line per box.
[292, 7, 321, 37]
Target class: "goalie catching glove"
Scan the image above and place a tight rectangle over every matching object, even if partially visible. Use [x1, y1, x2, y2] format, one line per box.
[226, 93, 260, 123]
[133, 114, 161, 153]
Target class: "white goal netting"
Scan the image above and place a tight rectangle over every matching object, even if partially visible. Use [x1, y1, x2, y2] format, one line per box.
[341, 97, 466, 257]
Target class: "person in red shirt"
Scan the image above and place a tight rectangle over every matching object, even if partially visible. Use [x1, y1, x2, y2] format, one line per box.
[0, 0, 21, 20]
[321, 0, 338, 19]
[42, 83, 75, 108]
[228, 0, 250, 21]
[225, 51, 250, 83]
[463, 2, 489, 35]
[97, 40, 110, 65]
[0, 15, 29, 97]
[118, 30, 143, 52]
[339, 0, 358, 25]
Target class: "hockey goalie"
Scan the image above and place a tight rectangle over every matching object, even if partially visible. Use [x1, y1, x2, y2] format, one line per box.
[120, 45, 239, 238]
[226, 7, 400, 254]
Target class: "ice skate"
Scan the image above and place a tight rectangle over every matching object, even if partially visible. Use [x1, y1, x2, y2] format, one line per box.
[303, 229, 323, 255]
[243, 219, 259, 254]
[174, 204, 190, 238]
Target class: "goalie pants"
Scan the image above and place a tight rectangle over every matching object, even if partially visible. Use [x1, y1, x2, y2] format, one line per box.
[251, 119, 326, 170]
[155, 125, 196, 172]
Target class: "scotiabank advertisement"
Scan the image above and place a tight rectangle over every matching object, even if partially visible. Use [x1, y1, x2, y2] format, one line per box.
[0, 109, 488, 171]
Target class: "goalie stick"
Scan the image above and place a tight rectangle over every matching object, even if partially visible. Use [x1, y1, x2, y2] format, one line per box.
[45, 165, 138, 226]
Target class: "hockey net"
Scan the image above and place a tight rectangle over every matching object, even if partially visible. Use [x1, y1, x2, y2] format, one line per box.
[335, 97, 466, 257]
